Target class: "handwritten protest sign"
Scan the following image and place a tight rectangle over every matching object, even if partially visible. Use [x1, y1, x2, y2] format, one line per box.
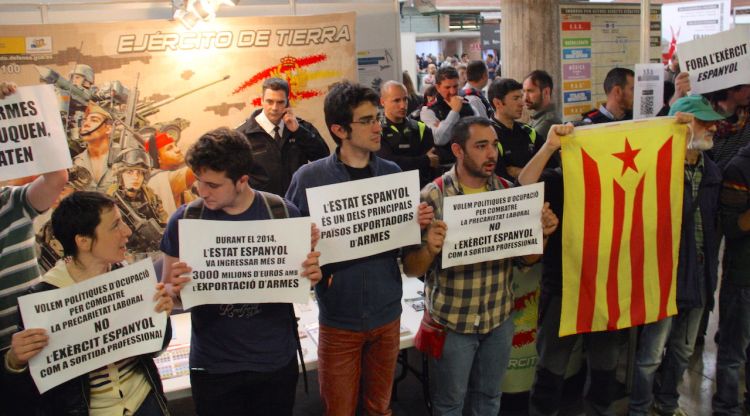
[178, 217, 311, 308]
[441, 183, 544, 268]
[17, 260, 166, 394]
[306, 170, 421, 265]
[676, 27, 750, 94]
[634, 63, 665, 119]
[0, 84, 71, 181]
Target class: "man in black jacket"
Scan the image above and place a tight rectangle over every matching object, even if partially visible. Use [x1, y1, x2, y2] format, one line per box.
[236, 77, 330, 196]
[378, 80, 438, 188]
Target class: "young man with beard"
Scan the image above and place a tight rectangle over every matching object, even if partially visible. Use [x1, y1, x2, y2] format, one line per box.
[236, 77, 329, 196]
[580, 67, 634, 125]
[377, 81, 438, 188]
[523, 70, 561, 142]
[628, 96, 724, 416]
[161, 128, 322, 416]
[402, 116, 558, 415]
[489, 78, 541, 180]
[285, 81, 433, 416]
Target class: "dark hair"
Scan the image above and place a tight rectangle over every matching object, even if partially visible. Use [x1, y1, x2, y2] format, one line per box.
[423, 85, 438, 100]
[603, 67, 634, 95]
[52, 191, 116, 258]
[704, 84, 749, 105]
[466, 60, 488, 83]
[435, 66, 459, 86]
[261, 77, 290, 101]
[451, 116, 493, 149]
[525, 70, 553, 93]
[488, 78, 523, 105]
[324, 81, 379, 146]
[186, 127, 254, 182]
[402, 71, 418, 96]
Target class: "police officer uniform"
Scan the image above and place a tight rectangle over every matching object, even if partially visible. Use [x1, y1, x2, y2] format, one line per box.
[377, 117, 436, 188]
[491, 119, 540, 181]
[580, 104, 633, 125]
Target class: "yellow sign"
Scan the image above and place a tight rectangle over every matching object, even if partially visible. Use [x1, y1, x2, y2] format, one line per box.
[0, 37, 25, 54]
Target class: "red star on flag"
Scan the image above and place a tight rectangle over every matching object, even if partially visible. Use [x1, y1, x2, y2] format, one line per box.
[612, 138, 641, 175]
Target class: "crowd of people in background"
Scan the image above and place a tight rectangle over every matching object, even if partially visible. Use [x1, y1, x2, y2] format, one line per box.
[0, 41, 749, 416]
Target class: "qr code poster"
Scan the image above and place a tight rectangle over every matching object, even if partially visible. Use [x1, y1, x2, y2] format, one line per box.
[634, 63, 664, 120]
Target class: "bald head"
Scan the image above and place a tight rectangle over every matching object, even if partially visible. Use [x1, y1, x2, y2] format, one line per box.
[380, 80, 409, 122]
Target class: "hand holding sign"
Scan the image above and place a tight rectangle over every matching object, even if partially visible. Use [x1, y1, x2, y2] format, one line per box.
[7, 328, 48, 371]
[0, 82, 17, 99]
[541, 202, 559, 238]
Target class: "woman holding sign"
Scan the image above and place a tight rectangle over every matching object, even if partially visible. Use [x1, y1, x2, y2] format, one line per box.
[2, 191, 173, 415]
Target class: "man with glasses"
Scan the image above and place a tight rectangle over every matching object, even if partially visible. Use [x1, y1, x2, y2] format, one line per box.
[286, 81, 433, 416]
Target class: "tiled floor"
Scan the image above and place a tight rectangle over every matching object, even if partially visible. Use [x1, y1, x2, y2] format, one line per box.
[167, 287, 738, 416]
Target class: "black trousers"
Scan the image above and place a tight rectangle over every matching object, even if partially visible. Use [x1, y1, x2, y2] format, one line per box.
[190, 357, 298, 416]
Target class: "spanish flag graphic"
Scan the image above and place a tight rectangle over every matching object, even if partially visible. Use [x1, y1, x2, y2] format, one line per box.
[560, 118, 688, 336]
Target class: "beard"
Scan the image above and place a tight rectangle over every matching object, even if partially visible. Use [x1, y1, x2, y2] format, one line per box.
[688, 133, 714, 151]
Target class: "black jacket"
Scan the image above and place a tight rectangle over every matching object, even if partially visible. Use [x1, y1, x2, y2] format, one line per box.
[237, 109, 330, 196]
[378, 117, 436, 188]
[1, 281, 173, 416]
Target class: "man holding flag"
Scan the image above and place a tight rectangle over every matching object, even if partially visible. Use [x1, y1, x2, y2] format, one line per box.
[629, 96, 724, 416]
[519, 124, 624, 416]
[520, 108, 693, 415]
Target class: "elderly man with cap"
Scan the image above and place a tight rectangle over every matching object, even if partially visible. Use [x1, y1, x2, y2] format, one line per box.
[628, 95, 724, 416]
[145, 132, 196, 215]
[73, 102, 118, 192]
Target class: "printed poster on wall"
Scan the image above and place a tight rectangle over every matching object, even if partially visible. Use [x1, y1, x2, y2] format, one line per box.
[17, 260, 166, 394]
[559, 4, 662, 122]
[0, 13, 355, 269]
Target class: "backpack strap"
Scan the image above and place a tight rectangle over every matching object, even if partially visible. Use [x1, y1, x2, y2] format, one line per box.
[182, 198, 205, 220]
[257, 190, 289, 219]
[256, 190, 308, 393]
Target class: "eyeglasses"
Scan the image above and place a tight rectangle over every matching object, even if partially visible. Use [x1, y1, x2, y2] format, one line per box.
[350, 117, 381, 127]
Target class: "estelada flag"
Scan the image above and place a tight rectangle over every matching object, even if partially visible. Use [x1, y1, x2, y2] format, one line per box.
[560, 118, 688, 336]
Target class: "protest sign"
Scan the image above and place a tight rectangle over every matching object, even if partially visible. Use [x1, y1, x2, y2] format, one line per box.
[676, 27, 750, 94]
[17, 260, 166, 394]
[634, 63, 665, 119]
[0, 84, 71, 181]
[441, 183, 545, 269]
[177, 217, 312, 309]
[306, 170, 421, 265]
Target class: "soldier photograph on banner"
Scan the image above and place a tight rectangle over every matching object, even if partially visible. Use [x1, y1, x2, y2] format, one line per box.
[0, 13, 356, 267]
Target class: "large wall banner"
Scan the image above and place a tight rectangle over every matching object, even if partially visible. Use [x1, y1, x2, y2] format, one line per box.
[559, 4, 662, 123]
[0, 13, 355, 266]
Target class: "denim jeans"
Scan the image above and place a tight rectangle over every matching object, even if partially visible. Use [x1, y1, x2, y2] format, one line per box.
[653, 307, 704, 412]
[629, 306, 704, 415]
[430, 315, 514, 416]
[629, 317, 673, 415]
[317, 318, 401, 416]
[190, 356, 298, 416]
[528, 294, 620, 416]
[712, 282, 750, 415]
